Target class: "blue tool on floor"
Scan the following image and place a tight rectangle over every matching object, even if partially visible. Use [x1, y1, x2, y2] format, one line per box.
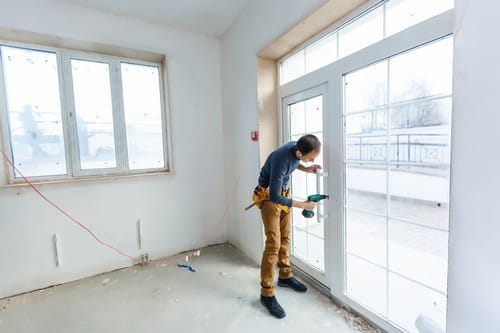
[177, 263, 196, 272]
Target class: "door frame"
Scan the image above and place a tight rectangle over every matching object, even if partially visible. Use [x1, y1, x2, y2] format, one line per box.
[281, 83, 330, 286]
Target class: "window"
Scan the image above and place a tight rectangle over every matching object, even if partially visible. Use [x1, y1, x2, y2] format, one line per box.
[0, 43, 169, 181]
[280, 0, 454, 84]
[344, 36, 453, 331]
[1, 47, 67, 178]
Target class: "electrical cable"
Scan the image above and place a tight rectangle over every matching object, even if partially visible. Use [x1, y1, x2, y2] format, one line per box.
[0, 148, 241, 267]
[0, 149, 141, 263]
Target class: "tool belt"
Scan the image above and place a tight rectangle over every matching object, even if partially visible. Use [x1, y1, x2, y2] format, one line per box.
[251, 185, 291, 213]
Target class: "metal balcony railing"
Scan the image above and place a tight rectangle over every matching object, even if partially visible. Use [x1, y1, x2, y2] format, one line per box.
[346, 132, 450, 170]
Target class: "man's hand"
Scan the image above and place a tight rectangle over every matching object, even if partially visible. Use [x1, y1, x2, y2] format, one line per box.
[292, 200, 317, 210]
[301, 164, 322, 174]
[302, 200, 316, 210]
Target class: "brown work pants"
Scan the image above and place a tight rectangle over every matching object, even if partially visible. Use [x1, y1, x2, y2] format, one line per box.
[260, 201, 293, 297]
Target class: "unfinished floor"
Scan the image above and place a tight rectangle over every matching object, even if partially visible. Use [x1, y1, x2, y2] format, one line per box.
[0, 244, 377, 333]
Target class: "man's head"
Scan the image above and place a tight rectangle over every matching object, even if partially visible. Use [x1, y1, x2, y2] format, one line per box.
[295, 134, 321, 162]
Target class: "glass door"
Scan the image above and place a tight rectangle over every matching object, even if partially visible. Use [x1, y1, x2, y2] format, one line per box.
[343, 36, 453, 332]
[282, 84, 329, 285]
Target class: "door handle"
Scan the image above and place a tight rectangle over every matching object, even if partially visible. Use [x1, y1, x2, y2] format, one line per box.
[316, 172, 329, 222]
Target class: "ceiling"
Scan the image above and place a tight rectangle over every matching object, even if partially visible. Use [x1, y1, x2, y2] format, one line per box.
[61, 0, 251, 37]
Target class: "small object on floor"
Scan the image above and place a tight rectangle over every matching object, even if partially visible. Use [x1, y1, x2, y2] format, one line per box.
[415, 314, 445, 333]
[193, 250, 201, 256]
[177, 263, 196, 272]
[277, 277, 307, 292]
[139, 253, 150, 265]
[260, 295, 286, 319]
[101, 278, 111, 285]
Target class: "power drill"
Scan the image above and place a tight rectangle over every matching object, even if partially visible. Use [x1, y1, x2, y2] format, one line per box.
[302, 194, 329, 218]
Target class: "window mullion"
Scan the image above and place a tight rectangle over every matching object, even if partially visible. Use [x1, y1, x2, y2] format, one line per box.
[61, 52, 82, 177]
[110, 59, 128, 172]
[57, 50, 74, 177]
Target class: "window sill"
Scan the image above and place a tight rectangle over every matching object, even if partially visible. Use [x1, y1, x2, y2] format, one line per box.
[0, 169, 175, 188]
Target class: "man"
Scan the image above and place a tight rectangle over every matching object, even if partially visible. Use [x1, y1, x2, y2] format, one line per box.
[253, 134, 322, 318]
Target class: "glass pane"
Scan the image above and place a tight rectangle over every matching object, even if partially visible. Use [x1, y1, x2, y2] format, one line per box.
[292, 171, 316, 209]
[312, 133, 324, 168]
[290, 134, 301, 144]
[345, 61, 388, 113]
[346, 209, 386, 266]
[390, 37, 453, 103]
[386, 0, 454, 37]
[308, 235, 324, 271]
[390, 98, 452, 131]
[308, 220, 324, 238]
[306, 173, 316, 197]
[292, 208, 324, 237]
[346, 120, 387, 161]
[389, 220, 448, 293]
[346, 112, 386, 136]
[293, 227, 307, 260]
[305, 95, 322, 133]
[71, 59, 116, 170]
[346, 254, 387, 316]
[388, 91, 451, 229]
[291, 171, 307, 200]
[292, 206, 308, 229]
[389, 166, 450, 229]
[121, 63, 165, 170]
[389, 273, 447, 332]
[1, 46, 66, 177]
[281, 50, 305, 84]
[305, 32, 337, 73]
[338, 5, 384, 59]
[346, 164, 387, 215]
[289, 101, 305, 135]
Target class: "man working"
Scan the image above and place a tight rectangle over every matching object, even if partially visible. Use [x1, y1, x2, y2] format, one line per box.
[253, 134, 322, 318]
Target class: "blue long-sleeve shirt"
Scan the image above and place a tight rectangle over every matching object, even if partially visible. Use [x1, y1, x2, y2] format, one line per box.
[258, 141, 300, 207]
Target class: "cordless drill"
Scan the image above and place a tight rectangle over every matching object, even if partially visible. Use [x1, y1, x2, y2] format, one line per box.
[302, 194, 329, 218]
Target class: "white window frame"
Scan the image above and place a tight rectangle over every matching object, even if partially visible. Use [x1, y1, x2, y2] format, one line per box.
[0, 41, 171, 183]
[279, 0, 383, 85]
[279, 0, 455, 86]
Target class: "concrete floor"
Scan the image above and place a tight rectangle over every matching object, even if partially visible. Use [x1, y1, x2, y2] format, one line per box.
[0, 244, 374, 333]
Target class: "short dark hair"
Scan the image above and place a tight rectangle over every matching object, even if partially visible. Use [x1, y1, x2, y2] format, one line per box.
[296, 134, 321, 154]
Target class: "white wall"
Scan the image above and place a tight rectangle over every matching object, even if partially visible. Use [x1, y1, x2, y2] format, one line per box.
[447, 0, 500, 332]
[221, 0, 326, 264]
[0, 0, 226, 298]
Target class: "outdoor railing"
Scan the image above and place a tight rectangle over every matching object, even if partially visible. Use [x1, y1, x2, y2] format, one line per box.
[346, 132, 450, 170]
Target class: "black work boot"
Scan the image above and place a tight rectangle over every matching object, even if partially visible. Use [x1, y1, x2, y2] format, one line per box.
[278, 277, 307, 292]
[260, 295, 286, 318]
